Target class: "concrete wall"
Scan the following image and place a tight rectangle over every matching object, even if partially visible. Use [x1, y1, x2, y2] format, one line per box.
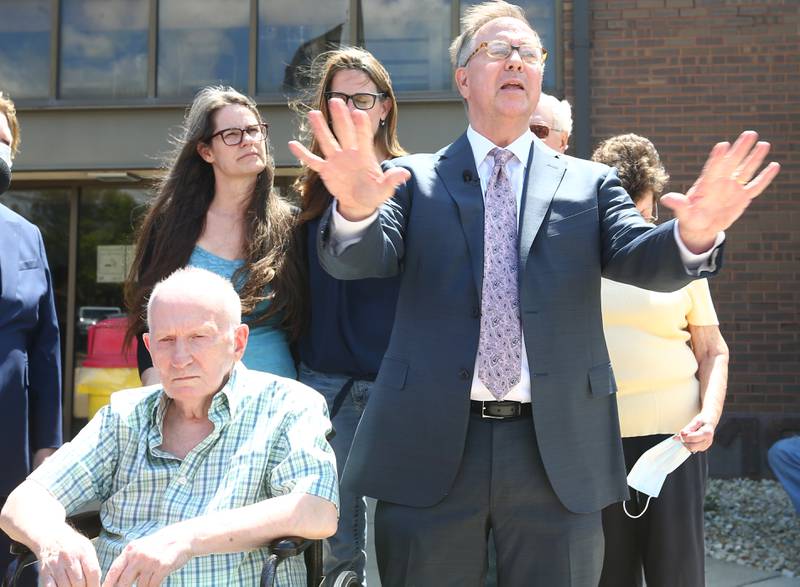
[14, 100, 471, 172]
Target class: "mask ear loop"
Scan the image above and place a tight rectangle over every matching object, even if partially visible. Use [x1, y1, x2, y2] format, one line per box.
[623, 490, 652, 519]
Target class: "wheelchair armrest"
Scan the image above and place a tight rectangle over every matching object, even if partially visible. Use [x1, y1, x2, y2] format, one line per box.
[268, 536, 315, 560]
[67, 510, 102, 539]
[6, 512, 101, 568]
[260, 537, 317, 587]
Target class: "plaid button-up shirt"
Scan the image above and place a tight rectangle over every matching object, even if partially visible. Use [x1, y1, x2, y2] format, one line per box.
[30, 363, 338, 586]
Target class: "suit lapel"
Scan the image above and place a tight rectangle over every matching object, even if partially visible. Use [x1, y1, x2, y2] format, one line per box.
[435, 134, 485, 295]
[518, 142, 566, 270]
[0, 208, 20, 300]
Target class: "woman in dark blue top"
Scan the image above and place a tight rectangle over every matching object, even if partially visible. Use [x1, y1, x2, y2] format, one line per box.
[293, 47, 406, 586]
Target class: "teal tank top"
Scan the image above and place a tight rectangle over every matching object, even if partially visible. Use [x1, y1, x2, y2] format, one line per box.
[188, 246, 296, 379]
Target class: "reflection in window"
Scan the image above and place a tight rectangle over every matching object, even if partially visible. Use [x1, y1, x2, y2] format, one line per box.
[158, 0, 250, 98]
[461, 0, 557, 91]
[2, 189, 72, 353]
[77, 188, 149, 312]
[360, 0, 452, 93]
[257, 0, 348, 95]
[60, 0, 148, 99]
[0, 0, 51, 99]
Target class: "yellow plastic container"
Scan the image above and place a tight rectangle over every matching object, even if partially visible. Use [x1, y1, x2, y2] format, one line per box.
[75, 316, 141, 418]
[75, 366, 142, 418]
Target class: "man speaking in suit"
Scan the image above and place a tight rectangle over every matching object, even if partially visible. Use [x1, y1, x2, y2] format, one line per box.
[0, 91, 63, 585]
[289, 2, 780, 584]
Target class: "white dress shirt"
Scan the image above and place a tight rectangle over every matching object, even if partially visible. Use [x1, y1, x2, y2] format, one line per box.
[329, 126, 723, 404]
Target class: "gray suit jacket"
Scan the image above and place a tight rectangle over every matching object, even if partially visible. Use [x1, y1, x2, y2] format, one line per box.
[318, 134, 720, 514]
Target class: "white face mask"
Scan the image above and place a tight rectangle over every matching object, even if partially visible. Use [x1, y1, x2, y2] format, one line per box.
[623, 436, 692, 518]
[0, 142, 12, 169]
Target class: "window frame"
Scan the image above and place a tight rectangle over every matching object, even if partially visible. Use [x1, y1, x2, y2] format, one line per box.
[8, 0, 562, 109]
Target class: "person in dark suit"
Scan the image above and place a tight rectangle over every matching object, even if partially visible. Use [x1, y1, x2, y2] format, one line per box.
[0, 91, 63, 584]
[289, 2, 780, 584]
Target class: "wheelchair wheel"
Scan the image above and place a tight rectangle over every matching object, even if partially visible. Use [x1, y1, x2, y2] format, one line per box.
[331, 570, 360, 587]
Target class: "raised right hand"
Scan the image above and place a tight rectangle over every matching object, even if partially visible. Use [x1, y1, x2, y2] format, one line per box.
[37, 525, 101, 587]
[288, 98, 410, 221]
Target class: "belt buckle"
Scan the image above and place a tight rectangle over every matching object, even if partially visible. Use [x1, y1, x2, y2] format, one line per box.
[481, 402, 506, 420]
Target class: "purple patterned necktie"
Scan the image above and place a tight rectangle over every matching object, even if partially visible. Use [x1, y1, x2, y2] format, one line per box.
[477, 148, 522, 400]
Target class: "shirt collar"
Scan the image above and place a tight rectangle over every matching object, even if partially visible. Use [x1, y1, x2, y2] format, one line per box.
[219, 362, 245, 416]
[466, 125, 534, 170]
[150, 361, 246, 430]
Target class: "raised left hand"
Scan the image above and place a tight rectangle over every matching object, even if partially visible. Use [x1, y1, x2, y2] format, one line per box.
[677, 413, 716, 453]
[661, 131, 780, 253]
[102, 528, 192, 587]
[288, 99, 410, 221]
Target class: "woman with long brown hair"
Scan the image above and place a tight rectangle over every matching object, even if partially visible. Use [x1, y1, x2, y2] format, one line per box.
[126, 86, 304, 382]
[292, 47, 405, 585]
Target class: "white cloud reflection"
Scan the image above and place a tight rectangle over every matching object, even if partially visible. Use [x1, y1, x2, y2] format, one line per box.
[0, 0, 50, 33]
[62, 0, 149, 32]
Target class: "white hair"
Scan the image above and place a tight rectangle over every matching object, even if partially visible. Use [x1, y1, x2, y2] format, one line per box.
[147, 267, 242, 329]
[539, 92, 573, 136]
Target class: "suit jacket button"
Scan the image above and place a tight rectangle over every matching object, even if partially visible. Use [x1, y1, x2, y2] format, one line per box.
[459, 368, 471, 380]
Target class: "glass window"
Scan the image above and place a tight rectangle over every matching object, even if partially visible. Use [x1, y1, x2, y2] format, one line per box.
[76, 188, 149, 325]
[461, 0, 557, 91]
[72, 187, 148, 425]
[2, 189, 72, 364]
[157, 0, 250, 98]
[257, 0, 348, 95]
[360, 0, 452, 93]
[0, 0, 51, 99]
[59, 0, 149, 99]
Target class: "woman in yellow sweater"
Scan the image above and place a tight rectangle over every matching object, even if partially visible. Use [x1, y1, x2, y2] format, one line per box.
[593, 134, 729, 587]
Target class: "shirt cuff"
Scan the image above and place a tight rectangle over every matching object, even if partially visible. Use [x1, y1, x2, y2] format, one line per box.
[329, 201, 379, 255]
[674, 221, 725, 274]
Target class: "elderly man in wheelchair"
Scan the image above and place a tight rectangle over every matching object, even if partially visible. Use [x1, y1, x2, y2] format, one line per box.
[0, 267, 340, 587]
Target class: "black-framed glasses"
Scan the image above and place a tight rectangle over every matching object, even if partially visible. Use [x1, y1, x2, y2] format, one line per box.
[463, 40, 548, 67]
[324, 91, 387, 111]
[209, 123, 268, 146]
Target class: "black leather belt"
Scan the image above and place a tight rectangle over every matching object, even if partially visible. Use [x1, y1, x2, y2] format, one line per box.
[470, 400, 532, 420]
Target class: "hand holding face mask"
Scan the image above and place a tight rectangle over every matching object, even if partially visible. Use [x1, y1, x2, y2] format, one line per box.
[623, 435, 693, 518]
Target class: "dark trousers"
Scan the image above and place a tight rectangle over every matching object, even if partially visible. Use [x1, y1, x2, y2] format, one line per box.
[599, 434, 708, 587]
[374, 414, 604, 587]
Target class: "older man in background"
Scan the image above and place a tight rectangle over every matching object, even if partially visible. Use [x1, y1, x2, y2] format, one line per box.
[529, 91, 572, 153]
[1, 267, 338, 587]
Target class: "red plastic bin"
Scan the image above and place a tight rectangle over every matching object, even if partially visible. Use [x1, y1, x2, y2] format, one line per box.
[82, 316, 137, 368]
[76, 316, 141, 418]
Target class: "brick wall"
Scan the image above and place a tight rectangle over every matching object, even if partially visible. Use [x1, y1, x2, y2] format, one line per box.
[560, 0, 799, 419]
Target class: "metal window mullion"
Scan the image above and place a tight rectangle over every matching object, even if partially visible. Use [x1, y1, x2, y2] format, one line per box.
[249, 0, 258, 96]
[349, 0, 359, 46]
[50, 0, 60, 99]
[451, 0, 461, 92]
[452, 0, 461, 39]
[148, 0, 158, 98]
[62, 188, 79, 439]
